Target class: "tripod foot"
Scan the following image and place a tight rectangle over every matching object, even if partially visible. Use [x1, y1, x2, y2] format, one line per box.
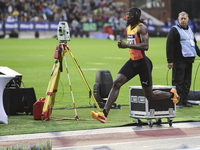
[41, 105, 51, 121]
[75, 115, 79, 121]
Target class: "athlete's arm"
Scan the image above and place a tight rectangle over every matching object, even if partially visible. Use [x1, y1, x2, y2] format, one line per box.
[118, 24, 149, 51]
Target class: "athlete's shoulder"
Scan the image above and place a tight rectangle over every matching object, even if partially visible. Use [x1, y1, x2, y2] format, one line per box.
[138, 23, 147, 32]
[138, 23, 146, 28]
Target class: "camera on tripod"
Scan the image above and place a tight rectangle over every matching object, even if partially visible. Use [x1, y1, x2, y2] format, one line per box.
[57, 21, 70, 41]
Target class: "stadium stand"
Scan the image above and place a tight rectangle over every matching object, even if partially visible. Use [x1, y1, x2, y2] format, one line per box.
[0, 0, 199, 39]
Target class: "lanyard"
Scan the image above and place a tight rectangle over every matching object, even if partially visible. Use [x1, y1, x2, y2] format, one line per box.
[181, 27, 193, 40]
[181, 26, 195, 47]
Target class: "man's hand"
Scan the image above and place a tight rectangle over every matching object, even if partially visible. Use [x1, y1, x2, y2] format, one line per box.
[168, 63, 173, 69]
[118, 39, 127, 48]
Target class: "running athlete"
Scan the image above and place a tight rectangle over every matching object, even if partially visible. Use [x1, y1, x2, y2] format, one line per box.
[91, 7, 180, 123]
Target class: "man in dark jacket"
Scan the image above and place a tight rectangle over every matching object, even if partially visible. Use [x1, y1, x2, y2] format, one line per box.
[166, 11, 200, 108]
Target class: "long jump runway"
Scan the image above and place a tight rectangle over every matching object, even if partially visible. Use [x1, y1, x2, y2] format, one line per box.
[0, 122, 200, 150]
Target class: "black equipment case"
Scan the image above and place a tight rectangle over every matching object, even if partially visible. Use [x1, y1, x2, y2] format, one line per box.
[129, 85, 176, 127]
[3, 87, 37, 115]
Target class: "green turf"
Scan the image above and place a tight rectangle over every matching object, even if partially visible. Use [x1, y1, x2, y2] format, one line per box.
[0, 37, 200, 136]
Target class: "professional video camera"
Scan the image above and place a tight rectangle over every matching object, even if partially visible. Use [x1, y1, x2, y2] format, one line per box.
[57, 21, 70, 41]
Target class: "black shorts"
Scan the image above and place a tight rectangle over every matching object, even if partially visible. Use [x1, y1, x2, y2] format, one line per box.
[118, 56, 153, 87]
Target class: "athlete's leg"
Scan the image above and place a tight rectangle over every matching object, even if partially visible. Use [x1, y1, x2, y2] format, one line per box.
[100, 59, 138, 119]
[91, 73, 128, 123]
[104, 73, 128, 112]
[91, 59, 136, 123]
[142, 86, 170, 101]
[104, 59, 136, 113]
[140, 57, 179, 102]
[142, 86, 179, 104]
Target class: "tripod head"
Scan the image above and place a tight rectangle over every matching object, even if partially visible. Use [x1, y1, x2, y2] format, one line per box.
[57, 21, 70, 42]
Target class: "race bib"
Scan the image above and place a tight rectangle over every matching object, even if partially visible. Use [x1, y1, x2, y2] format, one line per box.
[127, 38, 135, 45]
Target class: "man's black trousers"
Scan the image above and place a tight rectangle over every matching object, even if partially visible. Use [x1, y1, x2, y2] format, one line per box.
[172, 62, 193, 105]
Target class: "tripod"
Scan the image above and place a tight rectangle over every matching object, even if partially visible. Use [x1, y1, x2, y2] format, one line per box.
[41, 41, 101, 121]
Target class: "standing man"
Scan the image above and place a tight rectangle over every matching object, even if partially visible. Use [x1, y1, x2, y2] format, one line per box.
[166, 11, 200, 108]
[91, 7, 180, 123]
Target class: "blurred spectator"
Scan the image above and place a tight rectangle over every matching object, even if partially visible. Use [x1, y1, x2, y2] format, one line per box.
[6, 13, 15, 22]
[148, 18, 153, 25]
[42, 3, 54, 21]
[12, 8, 19, 22]
[0, 1, 6, 15]
[7, 3, 13, 14]
[165, 18, 173, 26]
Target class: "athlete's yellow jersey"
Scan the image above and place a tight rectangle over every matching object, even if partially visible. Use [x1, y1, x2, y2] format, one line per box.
[127, 23, 146, 60]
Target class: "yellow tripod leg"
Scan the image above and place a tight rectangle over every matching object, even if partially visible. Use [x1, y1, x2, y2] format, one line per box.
[42, 59, 61, 120]
[67, 48, 101, 112]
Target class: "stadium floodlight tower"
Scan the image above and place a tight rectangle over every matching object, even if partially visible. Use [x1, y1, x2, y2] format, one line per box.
[41, 21, 101, 121]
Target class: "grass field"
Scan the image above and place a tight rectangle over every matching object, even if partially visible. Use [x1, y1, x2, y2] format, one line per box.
[0, 37, 200, 136]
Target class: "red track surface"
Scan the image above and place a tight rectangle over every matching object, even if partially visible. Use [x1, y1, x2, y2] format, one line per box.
[0, 122, 200, 150]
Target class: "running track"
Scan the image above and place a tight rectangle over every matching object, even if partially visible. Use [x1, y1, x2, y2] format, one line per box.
[0, 122, 200, 150]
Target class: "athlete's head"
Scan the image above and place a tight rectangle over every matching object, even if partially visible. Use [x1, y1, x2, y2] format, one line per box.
[126, 7, 144, 26]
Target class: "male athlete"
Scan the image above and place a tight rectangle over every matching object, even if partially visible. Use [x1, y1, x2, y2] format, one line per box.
[91, 8, 180, 123]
